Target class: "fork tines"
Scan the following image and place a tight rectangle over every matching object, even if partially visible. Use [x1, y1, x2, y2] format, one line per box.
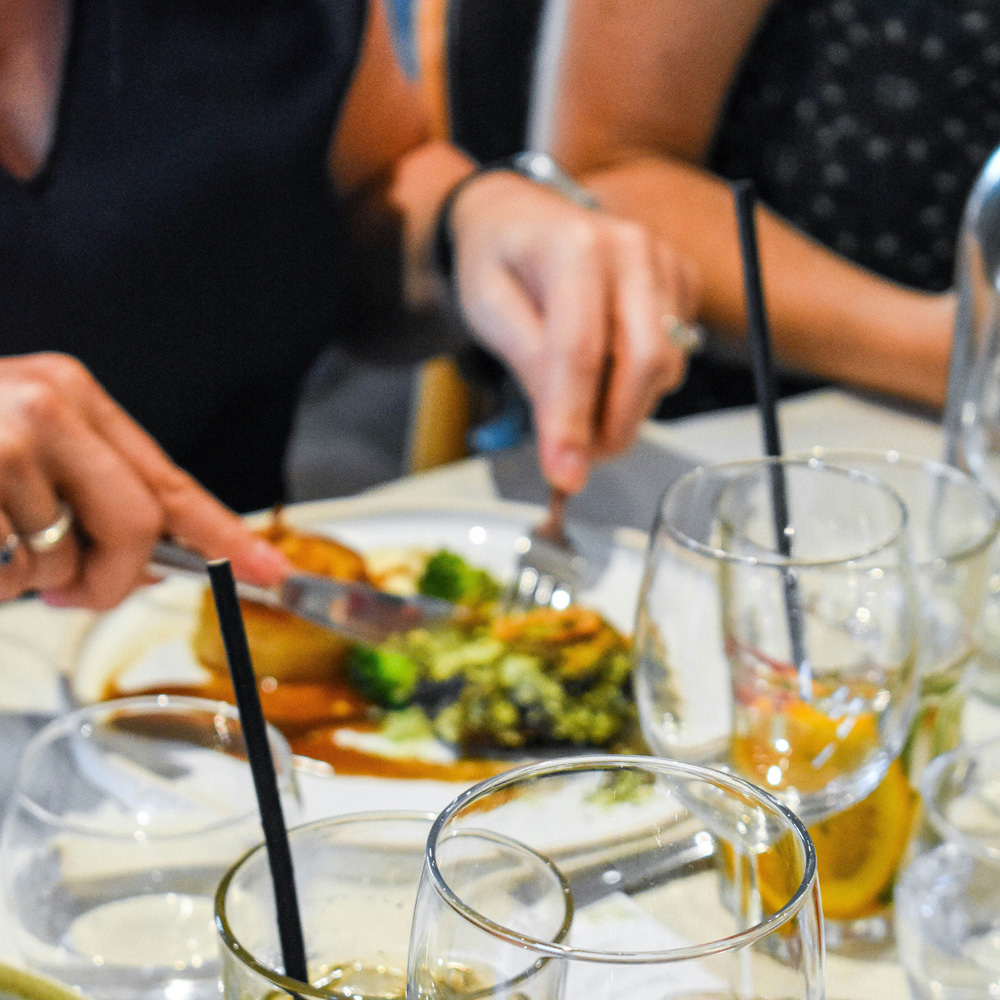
[507, 533, 578, 612]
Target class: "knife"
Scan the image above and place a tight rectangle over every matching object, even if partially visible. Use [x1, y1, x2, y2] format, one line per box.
[148, 540, 458, 646]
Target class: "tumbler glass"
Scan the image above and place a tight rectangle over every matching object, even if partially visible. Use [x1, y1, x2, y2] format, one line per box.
[216, 811, 433, 1000]
[895, 737, 1000, 999]
[0, 695, 299, 1000]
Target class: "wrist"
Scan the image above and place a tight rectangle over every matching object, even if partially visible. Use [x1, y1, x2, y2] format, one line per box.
[431, 152, 598, 284]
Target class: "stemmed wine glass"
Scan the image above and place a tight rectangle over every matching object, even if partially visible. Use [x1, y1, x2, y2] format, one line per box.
[633, 457, 919, 824]
[407, 755, 824, 1000]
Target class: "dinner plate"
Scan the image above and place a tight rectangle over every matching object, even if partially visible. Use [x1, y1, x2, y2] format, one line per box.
[70, 495, 649, 818]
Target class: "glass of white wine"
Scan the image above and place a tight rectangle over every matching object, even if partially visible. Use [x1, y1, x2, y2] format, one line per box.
[216, 811, 434, 1000]
[408, 755, 824, 1000]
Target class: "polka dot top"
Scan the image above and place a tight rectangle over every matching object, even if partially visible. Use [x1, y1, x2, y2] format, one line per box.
[709, 0, 1000, 292]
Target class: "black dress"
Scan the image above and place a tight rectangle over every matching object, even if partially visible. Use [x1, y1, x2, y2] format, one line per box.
[0, 0, 365, 512]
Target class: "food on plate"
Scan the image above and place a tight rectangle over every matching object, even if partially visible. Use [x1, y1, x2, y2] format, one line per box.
[107, 519, 636, 777]
[416, 550, 501, 603]
[358, 604, 635, 751]
[191, 512, 368, 683]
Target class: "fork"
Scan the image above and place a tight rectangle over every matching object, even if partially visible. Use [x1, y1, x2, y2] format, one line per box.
[507, 487, 584, 611]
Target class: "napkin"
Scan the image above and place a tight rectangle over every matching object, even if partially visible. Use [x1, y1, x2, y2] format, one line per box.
[487, 435, 700, 534]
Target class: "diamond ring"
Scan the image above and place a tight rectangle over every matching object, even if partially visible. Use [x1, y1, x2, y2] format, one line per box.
[661, 314, 704, 355]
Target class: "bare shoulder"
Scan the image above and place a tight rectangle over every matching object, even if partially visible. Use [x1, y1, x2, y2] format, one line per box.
[327, 0, 430, 198]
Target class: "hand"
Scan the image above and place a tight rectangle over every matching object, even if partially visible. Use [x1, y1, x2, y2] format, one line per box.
[448, 170, 699, 493]
[0, 354, 292, 609]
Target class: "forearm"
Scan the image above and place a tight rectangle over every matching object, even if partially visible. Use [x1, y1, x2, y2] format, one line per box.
[384, 138, 475, 310]
[578, 156, 954, 410]
[331, 139, 477, 361]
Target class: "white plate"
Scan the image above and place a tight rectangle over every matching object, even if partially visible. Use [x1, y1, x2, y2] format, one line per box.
[70, 496, 648, 818]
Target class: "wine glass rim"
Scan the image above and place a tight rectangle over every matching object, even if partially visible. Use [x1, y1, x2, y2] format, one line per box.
[12, 693, 294, 838]
[922, 737, 1000, 865]
[796, 446, 1000, 567]
[215, 810, 438, 1000]
[661, 456, 910, 569]
[426, 753, 819, 964]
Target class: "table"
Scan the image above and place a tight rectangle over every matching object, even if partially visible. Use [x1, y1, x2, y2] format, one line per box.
[0, 388, 996, 998]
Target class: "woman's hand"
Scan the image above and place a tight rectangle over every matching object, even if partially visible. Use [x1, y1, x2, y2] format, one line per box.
[0, 353, 291, 609]
[448, 170, 700, 493]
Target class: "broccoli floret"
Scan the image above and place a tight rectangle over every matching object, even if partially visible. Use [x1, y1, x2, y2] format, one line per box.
[418, 550, 500, 604]
[349, 646, 419, 708]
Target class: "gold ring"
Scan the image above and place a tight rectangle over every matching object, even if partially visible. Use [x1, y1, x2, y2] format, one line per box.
[25, 503, 74, 554]
[0, 532, 19, 567]
[661, 314, 704, 355]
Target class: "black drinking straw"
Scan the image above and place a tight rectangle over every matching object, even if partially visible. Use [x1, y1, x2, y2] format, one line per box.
[207, 559, 309, 986]
[731, 180, 810, 689]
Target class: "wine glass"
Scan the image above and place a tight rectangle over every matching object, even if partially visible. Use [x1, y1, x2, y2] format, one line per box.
[0, 695, 300, 1000]
[633, 457, 918, 824]
[408, 755, 824, 1000]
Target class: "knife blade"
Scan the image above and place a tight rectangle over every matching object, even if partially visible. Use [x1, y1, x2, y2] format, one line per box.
[148, 540, 457, 646]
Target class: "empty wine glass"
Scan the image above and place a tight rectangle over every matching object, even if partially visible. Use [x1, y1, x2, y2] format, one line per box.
[408, 755, 824, 1000]
[802, 449, 1000, 773]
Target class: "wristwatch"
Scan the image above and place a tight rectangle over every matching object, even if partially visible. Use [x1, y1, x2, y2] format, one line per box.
[501, 151, 600, 210]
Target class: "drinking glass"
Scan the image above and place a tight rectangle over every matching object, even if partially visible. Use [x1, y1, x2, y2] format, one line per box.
[0, 694, 299, 1000]
[895, 737, 1000, 999]
[409, 755, 824, 1000]
[216, 811, 433, 1000]
[778, 449, 1000, 944]
[634, 457, 918, 822]
[803, 449, 1000, 776]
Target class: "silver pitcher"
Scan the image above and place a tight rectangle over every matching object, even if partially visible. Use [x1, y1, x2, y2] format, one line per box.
[943, 145, 1000, 486]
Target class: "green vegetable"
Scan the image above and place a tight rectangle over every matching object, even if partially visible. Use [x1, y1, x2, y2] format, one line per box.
[418, 550, 500, 604]
[349, 646, 419, 708]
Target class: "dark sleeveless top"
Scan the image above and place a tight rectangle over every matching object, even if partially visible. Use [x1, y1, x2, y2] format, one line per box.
[710, 0, 1000, 294]
[0, 0, 365, 512]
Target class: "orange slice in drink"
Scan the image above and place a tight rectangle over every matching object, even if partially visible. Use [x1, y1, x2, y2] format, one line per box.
[734, 690, 917, 921]
[806, 759, 917, 920]
[755, 759, 916, 920]
[732, 697, 879, 798]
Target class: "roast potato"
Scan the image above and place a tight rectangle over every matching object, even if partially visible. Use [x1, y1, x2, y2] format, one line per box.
[192, 514, 368, 682]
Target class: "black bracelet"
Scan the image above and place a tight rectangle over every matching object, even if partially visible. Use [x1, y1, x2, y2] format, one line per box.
[431, 152, 599, 285]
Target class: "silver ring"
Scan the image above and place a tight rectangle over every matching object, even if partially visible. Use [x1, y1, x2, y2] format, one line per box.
[0, 532, 19, 567]
[661, 314, 704, 355]
[25, 503, 74, 554]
